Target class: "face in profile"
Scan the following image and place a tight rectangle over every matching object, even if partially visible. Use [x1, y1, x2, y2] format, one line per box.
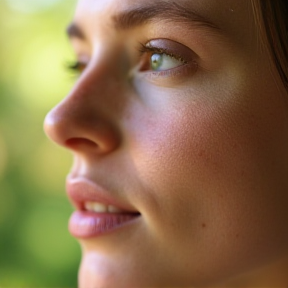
[44, 0, 288, 286]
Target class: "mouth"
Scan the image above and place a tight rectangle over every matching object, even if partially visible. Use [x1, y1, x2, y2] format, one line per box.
[66, 177, 141, 239]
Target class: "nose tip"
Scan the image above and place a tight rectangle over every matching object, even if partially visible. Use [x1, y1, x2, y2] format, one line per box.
[44, 101, 121, 155]
[44, 105, 70, 147]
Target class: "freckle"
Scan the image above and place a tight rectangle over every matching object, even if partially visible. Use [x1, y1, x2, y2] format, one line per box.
[202, 223, 206, 228]
[236, 234, 239, 238]
[198, 150, 205, 157]
[232, 142, 238, 149]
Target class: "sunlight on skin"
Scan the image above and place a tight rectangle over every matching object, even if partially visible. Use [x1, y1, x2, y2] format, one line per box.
[44, 0, 288, 286]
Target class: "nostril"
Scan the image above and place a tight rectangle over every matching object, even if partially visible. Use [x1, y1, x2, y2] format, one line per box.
[44, 105, 121, 154]
[65, 138, 99, 150]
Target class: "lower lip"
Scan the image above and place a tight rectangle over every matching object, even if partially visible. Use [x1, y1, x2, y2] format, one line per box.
[68, 211, 140, 238]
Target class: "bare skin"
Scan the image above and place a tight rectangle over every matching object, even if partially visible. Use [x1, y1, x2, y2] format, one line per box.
[45, 0, 288, 287]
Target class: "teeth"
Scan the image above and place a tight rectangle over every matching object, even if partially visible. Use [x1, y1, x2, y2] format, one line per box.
[108, 205, 122, 213]
[84, 201, 123, 213]
[84, 202, 107, 213]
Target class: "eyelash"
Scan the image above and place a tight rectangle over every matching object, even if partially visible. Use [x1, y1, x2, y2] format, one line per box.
[136, 43, 197, 80]
[67, 43, 193, 79]
[137, 43, 187, 64]
[67, 61, 87, 74]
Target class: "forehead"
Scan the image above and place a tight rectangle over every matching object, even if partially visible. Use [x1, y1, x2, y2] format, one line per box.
[75, 0, 246, 13]
[73, 0, 254, 38]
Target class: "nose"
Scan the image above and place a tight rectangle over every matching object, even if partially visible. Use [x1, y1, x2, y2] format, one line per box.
[44, 67, 122, 155]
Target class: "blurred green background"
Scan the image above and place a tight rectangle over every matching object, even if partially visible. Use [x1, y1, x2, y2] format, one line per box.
[0, 0, 81, 287]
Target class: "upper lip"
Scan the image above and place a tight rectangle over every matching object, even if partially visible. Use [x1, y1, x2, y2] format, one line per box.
[66, 176, 139, 213]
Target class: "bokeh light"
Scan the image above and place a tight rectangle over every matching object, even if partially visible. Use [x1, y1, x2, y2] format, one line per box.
[18, 36, 73, 109]
[5, 0, 62, 14]
[0, 0, 80, 287]
[0, 133, 8, 179]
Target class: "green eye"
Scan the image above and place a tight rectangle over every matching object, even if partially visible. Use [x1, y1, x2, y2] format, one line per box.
[150, 53, 185, 72]
[138, 41, 189, 74]
[151, 54, 163, 70]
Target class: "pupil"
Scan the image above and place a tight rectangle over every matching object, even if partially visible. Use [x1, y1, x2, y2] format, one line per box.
[151, 54, 163, 70]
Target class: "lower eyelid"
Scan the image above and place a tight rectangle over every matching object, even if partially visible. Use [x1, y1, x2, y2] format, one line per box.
[140, 60, 198, 82]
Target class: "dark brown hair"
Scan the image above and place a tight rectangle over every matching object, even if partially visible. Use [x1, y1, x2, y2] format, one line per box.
[252, 0, 288, 89]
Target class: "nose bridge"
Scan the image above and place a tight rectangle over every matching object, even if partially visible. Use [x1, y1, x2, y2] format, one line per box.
[44, 60, 124, 154]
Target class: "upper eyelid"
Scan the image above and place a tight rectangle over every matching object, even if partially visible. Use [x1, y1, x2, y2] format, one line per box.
[143, 39, 196, 62]
[138, 44, 187, 63]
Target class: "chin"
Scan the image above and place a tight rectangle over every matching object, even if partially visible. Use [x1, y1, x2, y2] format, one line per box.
[78, 253, 146, 288]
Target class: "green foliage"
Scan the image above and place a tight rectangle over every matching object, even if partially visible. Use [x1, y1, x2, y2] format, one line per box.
[0, 0, 80, 287]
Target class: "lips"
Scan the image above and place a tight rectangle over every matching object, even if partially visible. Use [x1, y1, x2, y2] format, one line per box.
[66, 177, 140, 238]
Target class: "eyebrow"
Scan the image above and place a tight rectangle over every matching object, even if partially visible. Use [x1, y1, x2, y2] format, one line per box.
[113, 2, 220, 31]
[66, 1, 220, 40]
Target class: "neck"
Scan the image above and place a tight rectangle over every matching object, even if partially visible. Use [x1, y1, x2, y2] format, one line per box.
[217, 253, 288, 287]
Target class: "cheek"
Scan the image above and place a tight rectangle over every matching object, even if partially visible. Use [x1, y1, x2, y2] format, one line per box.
[130, 81, 288, 205]
[130, 99, 255, 195]
[128, 88, 288, 274]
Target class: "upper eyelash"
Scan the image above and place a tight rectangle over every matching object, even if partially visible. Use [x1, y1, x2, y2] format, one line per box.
[66, 61, 84, 71]
[66, 43, 188, 75]
[138, 43, 187, 64]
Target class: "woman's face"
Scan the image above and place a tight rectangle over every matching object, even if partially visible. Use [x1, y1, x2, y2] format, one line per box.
[45, 0, 288, 286]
